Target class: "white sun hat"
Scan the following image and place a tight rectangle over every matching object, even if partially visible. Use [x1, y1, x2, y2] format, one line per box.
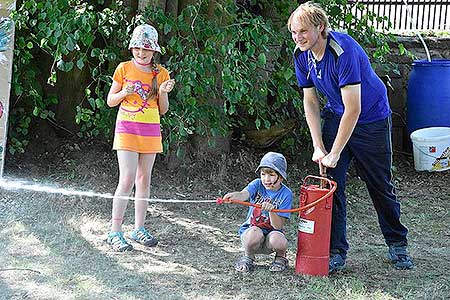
[128, 24, 161, 53]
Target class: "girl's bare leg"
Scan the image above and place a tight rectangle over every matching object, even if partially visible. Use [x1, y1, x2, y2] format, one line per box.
[134, 153, 156, 229]
[111, 150, 139, 232]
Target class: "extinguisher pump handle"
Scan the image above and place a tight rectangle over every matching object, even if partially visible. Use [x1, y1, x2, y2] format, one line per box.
[303, 175, 333, 188]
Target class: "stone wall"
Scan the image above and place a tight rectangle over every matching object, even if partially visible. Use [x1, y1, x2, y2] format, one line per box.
[382, 36, 450, 152]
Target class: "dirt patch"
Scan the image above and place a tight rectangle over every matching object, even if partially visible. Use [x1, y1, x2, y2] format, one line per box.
[1, 140, 449, 300]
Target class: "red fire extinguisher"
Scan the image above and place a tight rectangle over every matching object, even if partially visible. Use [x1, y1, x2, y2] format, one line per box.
[216, 175, 336, 277]
[295, 175, 336, 276]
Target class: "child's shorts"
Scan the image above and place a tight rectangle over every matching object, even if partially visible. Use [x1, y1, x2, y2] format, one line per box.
[240, 226, 286, 254]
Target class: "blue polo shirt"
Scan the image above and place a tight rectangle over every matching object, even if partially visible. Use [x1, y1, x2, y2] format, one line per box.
[293, 31, 391, 124]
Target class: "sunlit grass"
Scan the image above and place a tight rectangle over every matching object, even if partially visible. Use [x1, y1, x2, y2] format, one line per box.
[1, 153, 449, 300]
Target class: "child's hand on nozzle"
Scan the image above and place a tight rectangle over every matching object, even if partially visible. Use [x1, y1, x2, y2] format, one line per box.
[261, 201, 274, 211]
[221, 192, 237, 204]
[123, 83, 135, 96]
[159, 79, 175, 94]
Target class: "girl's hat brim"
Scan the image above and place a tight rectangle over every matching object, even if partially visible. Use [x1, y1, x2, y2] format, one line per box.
[128, 24, 161, 53]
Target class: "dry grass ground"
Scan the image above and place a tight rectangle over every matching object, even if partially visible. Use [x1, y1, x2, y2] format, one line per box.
[0, 142, 449, 300]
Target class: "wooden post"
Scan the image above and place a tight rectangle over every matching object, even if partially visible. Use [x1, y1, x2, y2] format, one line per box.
[0, 0, 16, 177]
[138, 0, 166, 11]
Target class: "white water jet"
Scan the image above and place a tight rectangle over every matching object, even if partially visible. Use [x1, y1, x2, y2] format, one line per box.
[0, 177, 216, 203]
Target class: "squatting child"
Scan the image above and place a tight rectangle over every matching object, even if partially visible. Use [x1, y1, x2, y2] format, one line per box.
[222, 152, 293, 272]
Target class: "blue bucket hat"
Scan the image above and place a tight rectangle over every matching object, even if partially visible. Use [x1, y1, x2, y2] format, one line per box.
[256, 152, 287, 180]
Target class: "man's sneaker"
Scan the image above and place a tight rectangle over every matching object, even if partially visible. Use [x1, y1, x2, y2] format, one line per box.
[387, 245, 414, 270]
[130, 227, 158, 247]
[107, 231, 133, 252]
[329, 253, 346, 274]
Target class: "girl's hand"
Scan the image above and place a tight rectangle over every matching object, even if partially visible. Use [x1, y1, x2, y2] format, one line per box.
[159, 79, 175, 94]
[122, 83, 135, 96]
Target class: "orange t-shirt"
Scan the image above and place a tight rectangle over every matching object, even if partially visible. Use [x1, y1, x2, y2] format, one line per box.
[112, 61, 170, 153]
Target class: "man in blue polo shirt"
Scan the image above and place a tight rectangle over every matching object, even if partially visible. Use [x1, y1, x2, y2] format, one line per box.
[288, 1, 414, 273]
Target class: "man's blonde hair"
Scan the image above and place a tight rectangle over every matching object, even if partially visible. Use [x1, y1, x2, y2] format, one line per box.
[287, 1, 330, 39]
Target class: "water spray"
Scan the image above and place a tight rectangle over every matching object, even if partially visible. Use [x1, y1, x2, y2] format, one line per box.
[0, 177, 216, 203]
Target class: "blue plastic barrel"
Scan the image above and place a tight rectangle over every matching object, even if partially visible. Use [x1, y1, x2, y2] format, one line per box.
[407, 59, 450, 134]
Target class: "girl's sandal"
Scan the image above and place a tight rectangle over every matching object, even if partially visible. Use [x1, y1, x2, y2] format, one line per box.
[235, 256, 255, 273]
[269, 255, 288, 272]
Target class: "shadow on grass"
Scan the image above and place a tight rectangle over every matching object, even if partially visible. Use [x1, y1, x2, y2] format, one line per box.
[1, 155, 450, 300]
[1, 191, 193, 300]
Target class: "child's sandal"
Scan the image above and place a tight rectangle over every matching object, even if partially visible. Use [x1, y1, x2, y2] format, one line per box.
[269, 255, 288, 272]
[107, 231, 133, 252]
[235, 256, 255, 273]
[130, 227, 158, 247]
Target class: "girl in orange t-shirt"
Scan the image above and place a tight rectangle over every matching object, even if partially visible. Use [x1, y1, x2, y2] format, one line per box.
[106, 24, 175, 252]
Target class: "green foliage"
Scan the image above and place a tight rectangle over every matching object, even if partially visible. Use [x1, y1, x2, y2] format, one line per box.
[143, 2, 301, 152]
[10, 0, 130, 153]
[318, 0, 412, 75]
[11, 0, 303, 155]
[8, 0, 411, 155]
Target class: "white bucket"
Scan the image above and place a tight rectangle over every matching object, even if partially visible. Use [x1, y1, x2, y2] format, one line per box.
[410, 127, 450, 172]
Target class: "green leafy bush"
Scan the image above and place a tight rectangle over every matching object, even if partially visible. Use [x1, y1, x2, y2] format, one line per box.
[10, 0, 130, 153]
[9, 0, 409, 155]
[143, 2, 301, 153]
